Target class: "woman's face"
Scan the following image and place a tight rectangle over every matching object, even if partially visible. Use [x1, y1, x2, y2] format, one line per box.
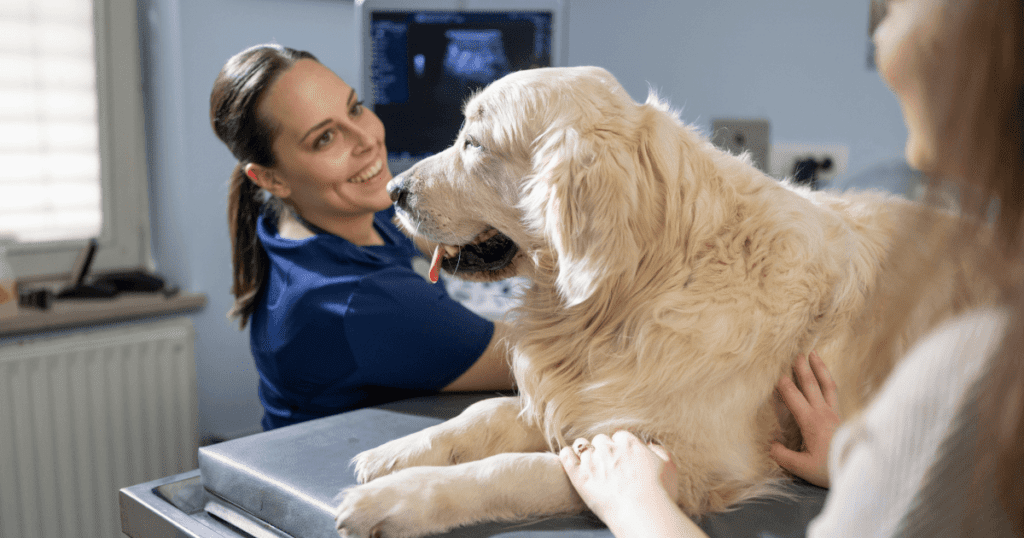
[872, 0, 947, 173]
[259, 59, 393, 221]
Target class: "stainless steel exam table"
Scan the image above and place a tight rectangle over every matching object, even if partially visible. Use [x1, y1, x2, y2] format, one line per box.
[120, 393, 826, 538]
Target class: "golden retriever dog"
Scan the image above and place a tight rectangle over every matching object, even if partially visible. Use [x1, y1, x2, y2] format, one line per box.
[334, 66, 994, 537]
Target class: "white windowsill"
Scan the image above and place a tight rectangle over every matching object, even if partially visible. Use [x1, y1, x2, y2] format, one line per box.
[0, 291, 207, 338]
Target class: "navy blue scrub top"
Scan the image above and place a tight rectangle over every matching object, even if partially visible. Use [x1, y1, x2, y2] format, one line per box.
[250, 207, 495, 430]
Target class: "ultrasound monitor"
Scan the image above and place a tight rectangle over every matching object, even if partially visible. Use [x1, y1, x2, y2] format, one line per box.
[355, 0, 566, 174]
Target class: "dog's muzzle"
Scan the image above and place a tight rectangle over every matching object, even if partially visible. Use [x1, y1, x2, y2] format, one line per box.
[387, 175, 411, 212]
[385, 174, 520, 275]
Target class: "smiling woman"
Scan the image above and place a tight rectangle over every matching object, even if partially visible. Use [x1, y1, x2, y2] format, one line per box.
[209, 44, 516, 431]
[244, 59, 395, 245]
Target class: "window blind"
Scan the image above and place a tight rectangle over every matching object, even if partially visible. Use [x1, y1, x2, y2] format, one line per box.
[0, 0, 102, 243]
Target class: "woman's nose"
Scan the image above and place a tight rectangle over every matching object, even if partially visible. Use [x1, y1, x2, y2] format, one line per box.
[350, 124, 376, 154]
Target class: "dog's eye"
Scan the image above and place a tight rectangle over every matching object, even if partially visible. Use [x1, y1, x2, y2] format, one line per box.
[463, 137, 482, 151]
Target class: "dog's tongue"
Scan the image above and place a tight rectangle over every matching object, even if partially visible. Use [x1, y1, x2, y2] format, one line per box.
[429, 244, 442, 284]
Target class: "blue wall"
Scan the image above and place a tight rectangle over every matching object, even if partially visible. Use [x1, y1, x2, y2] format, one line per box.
[138, 0, 907, 441]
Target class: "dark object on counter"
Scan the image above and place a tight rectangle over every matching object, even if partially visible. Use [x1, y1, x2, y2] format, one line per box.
[58, 269, 169, 299]
[19, 288, 54, 310]
[56, 239, 170, 300]
[57, 281, 119, 299]
[92, 269, 166, 293]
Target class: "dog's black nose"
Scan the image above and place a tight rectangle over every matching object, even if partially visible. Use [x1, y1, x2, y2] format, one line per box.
[387, 176, 410, 209]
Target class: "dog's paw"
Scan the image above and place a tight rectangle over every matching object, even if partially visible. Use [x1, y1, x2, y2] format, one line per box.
[352, 430, 455, 483]
[335, 470, 453, 538]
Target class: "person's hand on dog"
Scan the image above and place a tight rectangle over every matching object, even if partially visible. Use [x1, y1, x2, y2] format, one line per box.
[770, 351, 842, 488]
[561, 431, 711, 538]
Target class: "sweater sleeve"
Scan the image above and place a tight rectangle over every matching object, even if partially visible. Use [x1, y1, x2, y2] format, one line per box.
[808, 308, 1009, 538]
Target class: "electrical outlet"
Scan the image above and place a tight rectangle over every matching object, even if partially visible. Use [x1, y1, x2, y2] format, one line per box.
[769, 143, 849, 188]
[711, 118, 771, 173]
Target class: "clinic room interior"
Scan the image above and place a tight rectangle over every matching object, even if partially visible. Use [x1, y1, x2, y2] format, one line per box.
[1, 1, 920, 537]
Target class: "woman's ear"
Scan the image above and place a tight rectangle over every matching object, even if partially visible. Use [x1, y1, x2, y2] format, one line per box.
[244, 163, 291, 198]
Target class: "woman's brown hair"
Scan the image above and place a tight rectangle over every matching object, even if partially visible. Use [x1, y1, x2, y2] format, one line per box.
[210, 44, 317, 328]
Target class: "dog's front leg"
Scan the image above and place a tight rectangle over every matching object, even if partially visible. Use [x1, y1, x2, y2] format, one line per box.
[336, 452, 586, 538]
[352, 396, 548, 483]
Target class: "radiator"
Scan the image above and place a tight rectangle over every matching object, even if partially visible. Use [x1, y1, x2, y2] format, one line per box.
[0, 317, 199, 538]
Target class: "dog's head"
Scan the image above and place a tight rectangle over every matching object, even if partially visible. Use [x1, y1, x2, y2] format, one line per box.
[389, 66, 682, 306]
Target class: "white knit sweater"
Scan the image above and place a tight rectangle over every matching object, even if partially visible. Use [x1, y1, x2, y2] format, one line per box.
[808, 308, 1016, 537]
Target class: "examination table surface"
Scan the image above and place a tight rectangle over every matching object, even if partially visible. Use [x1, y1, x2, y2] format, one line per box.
[121, 393, 826, 538]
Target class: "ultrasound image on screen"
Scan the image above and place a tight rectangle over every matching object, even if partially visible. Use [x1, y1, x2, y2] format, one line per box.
[370, 11, 553, 160]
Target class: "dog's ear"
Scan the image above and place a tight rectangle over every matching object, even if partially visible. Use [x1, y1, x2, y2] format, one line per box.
[529, 125, 649, 307]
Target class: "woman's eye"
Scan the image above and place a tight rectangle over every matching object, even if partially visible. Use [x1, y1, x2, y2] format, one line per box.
[350, 100, 365, 116]
[315, 130, 334, 148]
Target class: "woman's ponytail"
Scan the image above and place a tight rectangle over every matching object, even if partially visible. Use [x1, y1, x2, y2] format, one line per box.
[227, 163, 268, 328]
[210, 44, 318, 328]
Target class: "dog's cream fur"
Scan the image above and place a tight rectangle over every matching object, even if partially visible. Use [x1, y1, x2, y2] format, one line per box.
[334, 66, 995, 537]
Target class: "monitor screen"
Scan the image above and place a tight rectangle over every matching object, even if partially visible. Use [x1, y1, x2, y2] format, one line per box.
[361, 7, 559, 171]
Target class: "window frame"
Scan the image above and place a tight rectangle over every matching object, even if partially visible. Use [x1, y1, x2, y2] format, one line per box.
[7, 0, 151, 283]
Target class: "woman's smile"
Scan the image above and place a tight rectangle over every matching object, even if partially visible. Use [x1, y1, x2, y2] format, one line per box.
[349, 158, 384, 184]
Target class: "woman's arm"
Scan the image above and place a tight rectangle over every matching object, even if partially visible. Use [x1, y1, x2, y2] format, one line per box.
[595, 494, 708, 538]
[441, 320, 515, 391]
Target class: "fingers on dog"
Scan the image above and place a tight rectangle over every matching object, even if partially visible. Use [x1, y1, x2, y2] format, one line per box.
[792, 353, 825, 405]
[572, 437, 594, 456]
[590, 433, 615, 453]
[776, 373, 811, 417]
[808, 351, 839, 410]
[769, 441, 804, 471]
[559, 445, 581, 467]
[646, 441, 672, 463]
[611, 430, 638, 445]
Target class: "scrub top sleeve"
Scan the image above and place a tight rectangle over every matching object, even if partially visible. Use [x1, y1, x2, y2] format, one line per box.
[345, 271, 495, 391]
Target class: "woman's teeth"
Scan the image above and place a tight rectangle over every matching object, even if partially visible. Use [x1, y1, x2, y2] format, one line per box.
[348, 159, 383, 183]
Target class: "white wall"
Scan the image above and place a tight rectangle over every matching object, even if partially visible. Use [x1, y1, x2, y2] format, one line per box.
[138, 0, 908, 441]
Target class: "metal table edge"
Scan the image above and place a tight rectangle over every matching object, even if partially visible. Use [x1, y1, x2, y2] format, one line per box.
[119, 469, 232, 538]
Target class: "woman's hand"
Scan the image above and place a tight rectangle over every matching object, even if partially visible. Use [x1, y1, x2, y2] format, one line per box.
[770, 351, 842, 488]
[560, 431, 709, 538]
[560, 431, 678, 520]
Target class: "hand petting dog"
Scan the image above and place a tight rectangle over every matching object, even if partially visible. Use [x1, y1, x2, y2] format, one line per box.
[770, 352, 842, 489]
[559, 354, 842, 537]
[561, 431, 708, 538]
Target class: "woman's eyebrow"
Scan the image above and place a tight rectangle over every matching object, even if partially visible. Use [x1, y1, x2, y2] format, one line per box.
[299, 89, 358, 143]
[300, 119, 332, 144]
